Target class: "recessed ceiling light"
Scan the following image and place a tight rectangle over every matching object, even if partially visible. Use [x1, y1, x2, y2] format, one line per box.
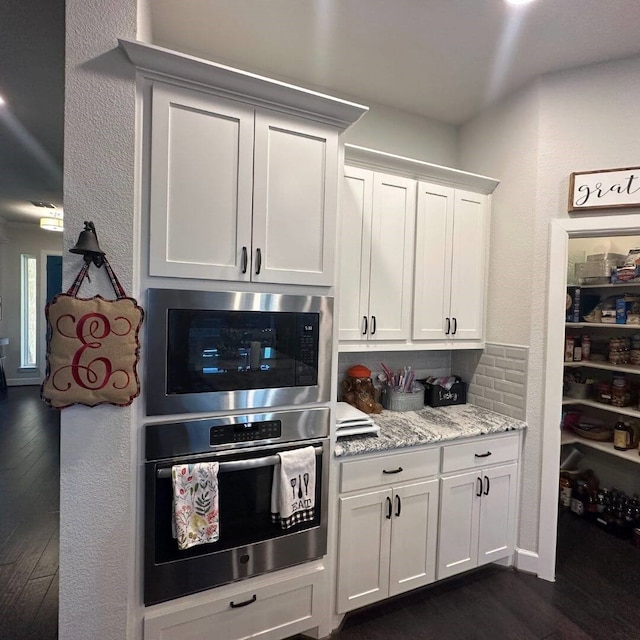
[505, 0, 536, 5]
[0, 95, 5, 106]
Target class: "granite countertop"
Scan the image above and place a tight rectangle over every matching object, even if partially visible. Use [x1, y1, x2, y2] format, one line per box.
[334, 404, 526, 458]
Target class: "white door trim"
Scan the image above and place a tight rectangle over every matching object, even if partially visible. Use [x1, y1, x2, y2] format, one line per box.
[539, 214, 640, 581]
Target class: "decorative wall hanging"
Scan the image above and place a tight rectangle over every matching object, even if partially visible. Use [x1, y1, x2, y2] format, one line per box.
[569, 166, 640, 212]
[41, 221, 144, 409]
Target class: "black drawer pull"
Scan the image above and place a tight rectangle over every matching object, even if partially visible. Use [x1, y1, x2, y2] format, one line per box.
[476, 477, 483, 497]
[382, 467, 403, 475]
[445, 317, 450, 335]
[452, 317, 457, 335]
[386, 496, 392, 519]
[483, 475, 490, 496]
[371, 315, 377, 335]
[474, 451, 492, 458]
[395, 494, 401, 517]
[230, 594, 257, 608]
[362, 316, 368, 335]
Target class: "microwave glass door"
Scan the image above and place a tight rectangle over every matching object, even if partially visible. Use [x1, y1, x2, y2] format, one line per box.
[166, 309, 319, 395]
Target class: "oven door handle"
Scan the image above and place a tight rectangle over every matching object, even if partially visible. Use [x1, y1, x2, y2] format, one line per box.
[156, 445, 323, 478]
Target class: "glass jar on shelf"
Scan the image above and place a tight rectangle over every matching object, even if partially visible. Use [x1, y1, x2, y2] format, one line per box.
[608, 337, 630, 365]
[611, 373, 632, 407]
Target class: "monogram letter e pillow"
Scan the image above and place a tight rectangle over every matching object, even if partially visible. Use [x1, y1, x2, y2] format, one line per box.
[41, 259, 144, 409]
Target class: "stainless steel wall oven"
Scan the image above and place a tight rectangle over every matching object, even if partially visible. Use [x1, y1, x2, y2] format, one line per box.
[145, 289, 333, 416]
[144, 407, 330, 605]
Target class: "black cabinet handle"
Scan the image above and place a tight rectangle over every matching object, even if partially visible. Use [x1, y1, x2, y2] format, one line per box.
[371, 315, 376, 335]
[474, 451, 492, 458]
[476, 477, 482, 497]
[241, 246, 248, 274]
[386, 496, 392, 519]
[395, 494, 402, 517]
[230, 594, 257, 608]
[452, 317, 457, 335]
[362, 316, 368, 335]
[445, 317, 450, 335]
[483, 475, 490, 496]
[382, 467, 403, 475]
[255, 248, 262, 275]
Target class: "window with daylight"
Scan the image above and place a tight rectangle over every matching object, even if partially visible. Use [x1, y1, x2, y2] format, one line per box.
[21, 254, 38, 368]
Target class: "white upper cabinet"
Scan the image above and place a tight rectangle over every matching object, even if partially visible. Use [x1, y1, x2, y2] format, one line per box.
[338, 167, 416, 342]
[412, 183, 489, 342]
[339, 144, 498, 351]
[149, 83, 338, 286]
[119, 39, 367, 287]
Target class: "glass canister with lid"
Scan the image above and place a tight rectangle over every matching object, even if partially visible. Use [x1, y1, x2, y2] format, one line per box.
[611, 373, 632, 407]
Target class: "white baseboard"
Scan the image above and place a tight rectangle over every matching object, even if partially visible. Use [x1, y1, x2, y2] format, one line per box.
[8, 378, 41, 386]
[514, 548, 539, 575]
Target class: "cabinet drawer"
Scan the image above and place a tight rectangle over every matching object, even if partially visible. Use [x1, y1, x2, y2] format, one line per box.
[144, 570, 320, 640]
[340, 448, 439, 493]
[441, 434, 519, 474]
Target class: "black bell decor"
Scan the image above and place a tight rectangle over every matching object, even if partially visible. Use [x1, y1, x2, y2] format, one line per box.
[70, 221, 106, 267]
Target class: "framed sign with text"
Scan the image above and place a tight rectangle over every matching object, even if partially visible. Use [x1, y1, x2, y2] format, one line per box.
[569, 166, 640, 211]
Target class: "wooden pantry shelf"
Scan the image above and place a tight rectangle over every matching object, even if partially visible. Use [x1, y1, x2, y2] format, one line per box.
[561, 429, 640, 465]
[577, 282, 640, 289]
[563, 360, 640, 375]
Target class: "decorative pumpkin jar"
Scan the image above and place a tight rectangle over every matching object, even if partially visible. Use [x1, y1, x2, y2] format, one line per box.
[341, 364, 383, 414]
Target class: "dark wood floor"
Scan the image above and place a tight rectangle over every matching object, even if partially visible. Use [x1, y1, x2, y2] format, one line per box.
[0, 386, 60, 640]
[3, 387, 640, 640]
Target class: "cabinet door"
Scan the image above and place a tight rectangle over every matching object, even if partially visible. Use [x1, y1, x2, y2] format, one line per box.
[477, 463, 517, 566]
[388, 480, 438, 597]
[449, 189, 488, 340]
[437, 470, 480, 580]
[148, 82, 254, 280]
[338, 167, 373, 341]
[253, 110, 338, 286]
[412, 182, 454, 340]
[336, 489, 392, 613]
[367, 172, 416, 341]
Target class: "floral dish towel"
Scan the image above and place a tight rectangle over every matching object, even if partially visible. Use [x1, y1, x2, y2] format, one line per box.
[172, 462, 219, 550]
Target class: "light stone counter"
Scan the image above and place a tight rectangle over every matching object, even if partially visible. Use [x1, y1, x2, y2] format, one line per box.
[334, 404, 526, 458]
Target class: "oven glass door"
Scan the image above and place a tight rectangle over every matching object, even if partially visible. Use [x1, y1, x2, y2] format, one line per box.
[166, 309, 319, 395]
[150, 442, 324, 566]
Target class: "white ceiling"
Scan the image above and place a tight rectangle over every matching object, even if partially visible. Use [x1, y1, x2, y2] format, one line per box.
[3, 0, 640, 226]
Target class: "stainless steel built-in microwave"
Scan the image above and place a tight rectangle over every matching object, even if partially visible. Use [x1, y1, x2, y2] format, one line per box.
[145, 289, 333, 416]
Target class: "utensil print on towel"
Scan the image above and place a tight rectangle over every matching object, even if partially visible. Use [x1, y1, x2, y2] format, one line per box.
[303, 473, 310, 496]
[298, 474, 303, 498]
[290, 477, 297, 499]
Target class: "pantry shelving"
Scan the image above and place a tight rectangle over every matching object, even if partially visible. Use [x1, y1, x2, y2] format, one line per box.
[562, 397, 640, 420]
[561, 429, 640, 465]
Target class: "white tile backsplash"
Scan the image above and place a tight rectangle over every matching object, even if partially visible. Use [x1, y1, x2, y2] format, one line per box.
[453, 343, 528, 420]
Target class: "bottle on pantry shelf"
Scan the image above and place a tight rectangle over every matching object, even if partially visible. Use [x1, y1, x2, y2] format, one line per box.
[565, 336, 575, 362]
[596, 380, 612, 404]
[613, 419, 635, 451]
[581, 334, 591, 360]
[559, 472, 573, 509]
[573, 336, 582, 362]
[570, 480, 588, 516]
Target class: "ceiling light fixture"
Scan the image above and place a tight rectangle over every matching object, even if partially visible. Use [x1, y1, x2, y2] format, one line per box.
[0, 95, 5, 106]
[39, 208, 64, 232]
[505, 0, 536, 5]
[40, 217, 64, 232]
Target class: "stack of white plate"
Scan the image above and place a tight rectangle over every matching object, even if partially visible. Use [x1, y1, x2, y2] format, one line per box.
[335, 402, 380, 438]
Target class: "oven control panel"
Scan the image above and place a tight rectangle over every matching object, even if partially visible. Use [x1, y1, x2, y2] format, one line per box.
[210, 420, 281, 445]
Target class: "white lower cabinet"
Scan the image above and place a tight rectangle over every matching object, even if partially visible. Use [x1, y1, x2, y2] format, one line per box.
[437, 435, 519, 580]
[336, 450, 439, 613]
[144, 568, 324, 640]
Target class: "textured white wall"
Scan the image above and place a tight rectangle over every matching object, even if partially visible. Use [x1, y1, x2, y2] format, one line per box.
[0, 224, 62, 382]
[343, 100, 458, 167]
[458, 54, 640, 558]
[62, 1, 138, 639]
